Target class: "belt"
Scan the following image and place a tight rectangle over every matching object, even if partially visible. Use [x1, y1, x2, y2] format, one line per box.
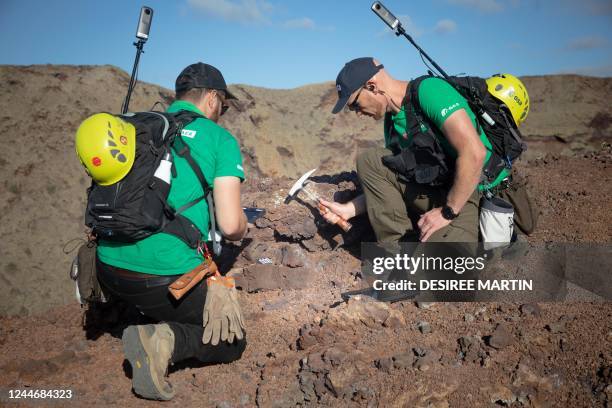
[109, 268, 162, 280]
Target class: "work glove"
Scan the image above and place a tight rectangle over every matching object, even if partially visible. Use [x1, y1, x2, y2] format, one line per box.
[202, 276, 245, 345]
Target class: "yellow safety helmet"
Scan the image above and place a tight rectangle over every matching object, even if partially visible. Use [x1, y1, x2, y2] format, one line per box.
[486, 73, 530, 127]
[75, 113, 136, 186]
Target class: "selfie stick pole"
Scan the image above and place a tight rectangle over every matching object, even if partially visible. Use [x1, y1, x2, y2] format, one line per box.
[122, 6, 154, 114]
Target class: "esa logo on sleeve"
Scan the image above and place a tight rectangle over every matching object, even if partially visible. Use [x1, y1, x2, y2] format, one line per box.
[181, 129, 197, 138]
[441, 102, 460, 118]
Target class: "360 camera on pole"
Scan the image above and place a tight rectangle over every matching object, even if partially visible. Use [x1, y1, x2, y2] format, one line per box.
[121, 6, 154, 114]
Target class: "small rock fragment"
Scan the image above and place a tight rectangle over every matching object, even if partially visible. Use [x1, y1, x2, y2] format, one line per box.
[413, 352, 439, 372]
[383, 311, 406, 328]
[392, 351, 414, 369]
[520, 303, 541, 317]
[487, 324, 514, 349]
[416, 302, 434, 309]
[281, 245, 305, 267]
[375, 357, 393, 373]
[486, 384, 516, 406]
[546, 316, 570, 333]
[417, 321, 432, 334]
[463, 313, 475, 322]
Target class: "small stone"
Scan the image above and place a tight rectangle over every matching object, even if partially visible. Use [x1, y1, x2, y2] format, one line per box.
[546, 316, 569, 334]
[487, 324, 514, 349]
[416, 302, 434, 309]
[458, 336, 474, 352]
[262, 298, 290, 311]
[375, 357, 393, 373]
[486, 384, 516, 406]
[520, 303, 541, 317]
[392, 352, 414, 369]
[463, 313, 475, 322]
[414, 358, 431, 371]
[383, 311, 406, 328]
[413, 353, 438, 372]
[417, 321, 432, 334]
[281, 245, 305, 267]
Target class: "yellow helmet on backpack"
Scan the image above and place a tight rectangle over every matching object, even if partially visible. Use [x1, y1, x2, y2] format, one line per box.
[75, 113, 136, 186]
[486, 73, 529, 127]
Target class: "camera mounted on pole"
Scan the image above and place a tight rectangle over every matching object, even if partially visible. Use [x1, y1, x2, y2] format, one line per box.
[121, 6, 154, 114]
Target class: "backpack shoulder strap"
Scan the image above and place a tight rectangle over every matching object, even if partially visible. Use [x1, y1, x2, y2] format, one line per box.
[167, 110, 222, 254]
[404, 75, 436, 136]
[168, 110, 212, 194]
[406, 75, 432, 115]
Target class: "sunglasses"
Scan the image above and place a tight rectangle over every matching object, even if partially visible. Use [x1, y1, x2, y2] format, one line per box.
[213, 90, 230, 116]
[347, 87, 365, 112]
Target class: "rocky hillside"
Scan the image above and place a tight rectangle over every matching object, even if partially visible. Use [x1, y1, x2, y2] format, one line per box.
[0, 65, 610, 407]
[0, 65, 610, 316]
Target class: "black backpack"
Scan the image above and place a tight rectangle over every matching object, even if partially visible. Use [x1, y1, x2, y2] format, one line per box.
[443, 75, 526, 182]
[85, 110, 215, 249]
[384, 75, 526, 187]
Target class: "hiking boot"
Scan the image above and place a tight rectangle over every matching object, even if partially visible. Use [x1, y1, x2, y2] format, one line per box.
[122, 323, 175, 400]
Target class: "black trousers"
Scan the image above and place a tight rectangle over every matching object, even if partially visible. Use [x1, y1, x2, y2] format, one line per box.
[96, 258, 246, 364]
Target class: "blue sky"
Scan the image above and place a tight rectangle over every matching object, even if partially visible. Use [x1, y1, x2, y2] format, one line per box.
[1, 0, 611, 89]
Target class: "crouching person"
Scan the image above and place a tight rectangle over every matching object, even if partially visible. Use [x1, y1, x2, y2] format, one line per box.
[74, 63, 248, 400]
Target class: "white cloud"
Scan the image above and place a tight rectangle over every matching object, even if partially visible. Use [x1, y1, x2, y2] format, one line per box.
[186, 0, 273, 24]
[434, 19, 457, 34]
[447, 0, 504, 13]
[566, 36, 608, 51]
[282, 17, 315, 30]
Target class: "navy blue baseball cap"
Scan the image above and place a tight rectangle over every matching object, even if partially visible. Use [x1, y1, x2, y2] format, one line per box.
[332, 57, 384, 114]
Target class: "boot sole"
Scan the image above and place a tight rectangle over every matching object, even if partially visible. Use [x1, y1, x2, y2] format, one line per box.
[122, 325, 174, 401]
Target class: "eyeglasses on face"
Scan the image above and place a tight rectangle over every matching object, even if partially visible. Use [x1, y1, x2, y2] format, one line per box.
[213, 90, 230, 116]
[347, 87, 365, 112]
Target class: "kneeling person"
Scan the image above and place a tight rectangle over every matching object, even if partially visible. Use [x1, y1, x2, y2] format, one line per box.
[77, 63, 248, 400]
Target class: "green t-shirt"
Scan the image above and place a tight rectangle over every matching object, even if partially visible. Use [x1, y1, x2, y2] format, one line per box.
[383, 77, 509, 190]
[97, 101, 245, 275]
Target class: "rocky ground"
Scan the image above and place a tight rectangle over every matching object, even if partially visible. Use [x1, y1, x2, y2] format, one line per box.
[1, 146, 611, 407]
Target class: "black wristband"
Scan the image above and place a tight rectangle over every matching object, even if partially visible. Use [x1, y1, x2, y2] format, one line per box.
[441, 205, 458, 220]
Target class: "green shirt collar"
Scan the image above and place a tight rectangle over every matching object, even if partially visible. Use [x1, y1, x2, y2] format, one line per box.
[167, 100, 208, 118]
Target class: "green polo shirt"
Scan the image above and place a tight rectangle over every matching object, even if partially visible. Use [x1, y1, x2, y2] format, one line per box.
[384, 77, 509, 190]
[97, 101, 245, 275]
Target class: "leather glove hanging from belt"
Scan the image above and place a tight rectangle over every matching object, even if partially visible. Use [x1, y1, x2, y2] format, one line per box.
[202, 275, 245, 345]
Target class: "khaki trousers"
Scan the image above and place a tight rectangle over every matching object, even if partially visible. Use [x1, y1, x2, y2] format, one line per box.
[356, 147, 480, 244]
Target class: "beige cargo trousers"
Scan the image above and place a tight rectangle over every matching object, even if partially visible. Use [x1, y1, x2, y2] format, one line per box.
[356, 147, 480, 244]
